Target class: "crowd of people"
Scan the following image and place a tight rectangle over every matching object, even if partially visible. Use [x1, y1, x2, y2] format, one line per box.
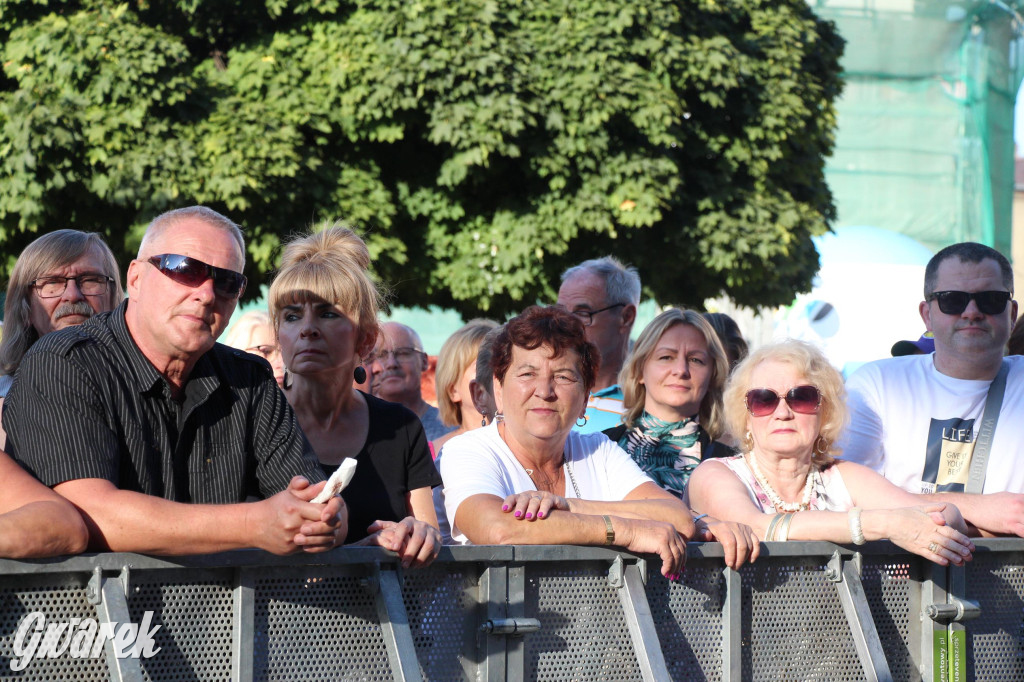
[3, 205, 1023, 577]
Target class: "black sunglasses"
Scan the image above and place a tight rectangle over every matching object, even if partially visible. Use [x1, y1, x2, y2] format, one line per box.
[146, 254, 247, 299]
[745, 385, 822, 417]
[927, 290, 1012, 316]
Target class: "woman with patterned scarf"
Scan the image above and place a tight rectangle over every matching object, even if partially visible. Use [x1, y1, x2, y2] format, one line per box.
[604, 309, 734, 499]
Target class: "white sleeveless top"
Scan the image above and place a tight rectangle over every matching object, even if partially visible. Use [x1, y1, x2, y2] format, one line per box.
[720, 454, 854, 513]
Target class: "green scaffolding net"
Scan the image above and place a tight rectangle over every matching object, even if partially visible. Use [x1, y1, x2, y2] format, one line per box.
[812, 0, 1024, 256]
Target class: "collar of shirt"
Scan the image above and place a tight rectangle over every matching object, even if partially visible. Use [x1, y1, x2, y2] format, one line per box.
[108, 300, 222, 407]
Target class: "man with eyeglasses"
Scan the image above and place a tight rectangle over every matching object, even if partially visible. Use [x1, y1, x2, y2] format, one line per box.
[556, 256, 640, 434]
[4, 206, 346, 555]
[840, 242, 1024, 536]
[369, 321, 455, 441]
[0, 230, 123, 412]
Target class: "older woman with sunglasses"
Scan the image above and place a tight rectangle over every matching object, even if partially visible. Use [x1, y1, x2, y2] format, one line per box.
[269, 224, 442, 568]
[686, 340, 975, 566]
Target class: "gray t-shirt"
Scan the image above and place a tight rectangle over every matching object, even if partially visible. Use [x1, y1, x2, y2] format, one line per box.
[419, 404, 456, 442]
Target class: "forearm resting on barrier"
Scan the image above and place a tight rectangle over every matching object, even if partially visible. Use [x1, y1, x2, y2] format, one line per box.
[921, 490, 1024, 537]
[54, 476, 346, 555]
[456, 493, 687, 577]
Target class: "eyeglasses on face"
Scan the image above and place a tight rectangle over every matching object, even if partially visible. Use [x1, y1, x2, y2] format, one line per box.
[366, 347, 423, 364]
[927, 290, 1012, 316]
[146, 254, 247, 299]
[569, 303, 626, 327]
[745, 385, 822, 417]
[32, 275, 113, 299]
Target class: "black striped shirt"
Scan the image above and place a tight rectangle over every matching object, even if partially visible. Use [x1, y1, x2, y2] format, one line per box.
[4, 300, 324, 503]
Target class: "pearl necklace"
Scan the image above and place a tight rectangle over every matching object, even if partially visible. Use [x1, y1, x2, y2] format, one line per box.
[747, 452, 817, 512]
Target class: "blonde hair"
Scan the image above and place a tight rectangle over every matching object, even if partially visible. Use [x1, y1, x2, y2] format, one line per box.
[268, 222, 385, 352]
[222, 310, 274, 350]
[722, 339, 847, 466]
[435, 319, 499, 426]
[0, 230, 123, 375]
[619, 308, 729, 438]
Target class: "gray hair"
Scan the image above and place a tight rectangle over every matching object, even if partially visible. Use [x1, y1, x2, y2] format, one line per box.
[561, 256, 641, 305]
[0, 230, 124, 375]
[138, 206, 245, 265]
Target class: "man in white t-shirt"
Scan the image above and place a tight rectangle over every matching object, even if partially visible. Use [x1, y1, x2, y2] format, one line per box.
[840, 242, 1024, 535]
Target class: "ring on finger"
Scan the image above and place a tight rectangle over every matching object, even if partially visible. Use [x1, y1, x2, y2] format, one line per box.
[928, 541, 939, 553]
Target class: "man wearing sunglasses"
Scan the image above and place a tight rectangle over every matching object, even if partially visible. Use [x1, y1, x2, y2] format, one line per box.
[557, 256, 640, 434]
[4, 206, 347, 555]
[840, 242, 1024, 536]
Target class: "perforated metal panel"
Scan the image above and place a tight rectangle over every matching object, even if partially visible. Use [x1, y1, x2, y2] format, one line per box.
[254, 573, 392, 682]
[860, 557, 916, 680]
[524, 563, 642, 681]
[646, 561, 724, 681]
[402, 565, 478, 681]
[0, 576, 108, 681]
[741, 558, 863, 680]
[966, 552, 1024, 681]
[124, 574, 234, 681]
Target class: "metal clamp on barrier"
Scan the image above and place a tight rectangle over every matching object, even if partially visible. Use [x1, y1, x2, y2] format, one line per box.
[925, 597, 981, 623]
[480, 618, 541, 636]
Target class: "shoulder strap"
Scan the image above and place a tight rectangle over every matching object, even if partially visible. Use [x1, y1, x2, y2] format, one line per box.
[965, 359, 1010, 494]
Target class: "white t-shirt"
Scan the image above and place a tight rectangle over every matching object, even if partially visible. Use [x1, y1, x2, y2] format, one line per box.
[439, 421, 654, 545]
[838, 354, 1024, 495]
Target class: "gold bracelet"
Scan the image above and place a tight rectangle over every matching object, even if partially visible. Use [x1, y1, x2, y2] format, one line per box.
[602, 515, 615, 546]
[765, 513, 784, 541]
[777, 512, 796, 542]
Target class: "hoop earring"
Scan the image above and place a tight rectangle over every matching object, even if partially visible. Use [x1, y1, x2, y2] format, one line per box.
[494, 411, 504, 423]
[576, 416, 589, 428]
[282, 368, 293, 391]
[814, 435, 829, 456]
[353, 365, 367, 384]
[742, 431, 753, 452]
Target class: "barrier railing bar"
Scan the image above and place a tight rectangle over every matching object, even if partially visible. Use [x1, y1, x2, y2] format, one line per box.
[506, 563, 527, 682]
[374, 566, 423, 682]
[946, 565, 968, 682]
[95, 570, 145, 682]
[616, 560, 671, 682]
[481, 563, 509, 682]
[835, 553, 894, 682]
[919, 563, 948, 681]
[231, 567, 254, 682]
[722, 566, 742, 682]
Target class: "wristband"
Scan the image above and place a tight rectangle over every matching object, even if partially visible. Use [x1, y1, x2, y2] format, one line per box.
[848, 507, 866, 545]
[602, 515, 615, 546]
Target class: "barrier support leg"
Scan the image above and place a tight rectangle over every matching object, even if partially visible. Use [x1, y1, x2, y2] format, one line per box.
[614, 558, 671, 682]
[481, 563, 509, 682]
[722, 566, 742, 682]
[374, 566, 424, 682]
[832, 553, 894, 682]
[231, 567, 254, 682]
[92, 568, 145, 682]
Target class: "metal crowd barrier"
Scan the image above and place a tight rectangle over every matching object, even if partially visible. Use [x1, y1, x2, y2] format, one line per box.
[1, 539, 1022, 681]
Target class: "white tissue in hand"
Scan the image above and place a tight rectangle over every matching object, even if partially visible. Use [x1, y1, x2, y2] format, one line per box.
[311, 458, 358, 503]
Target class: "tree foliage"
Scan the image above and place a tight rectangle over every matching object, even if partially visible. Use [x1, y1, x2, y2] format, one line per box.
[0, 0, 844, 316]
